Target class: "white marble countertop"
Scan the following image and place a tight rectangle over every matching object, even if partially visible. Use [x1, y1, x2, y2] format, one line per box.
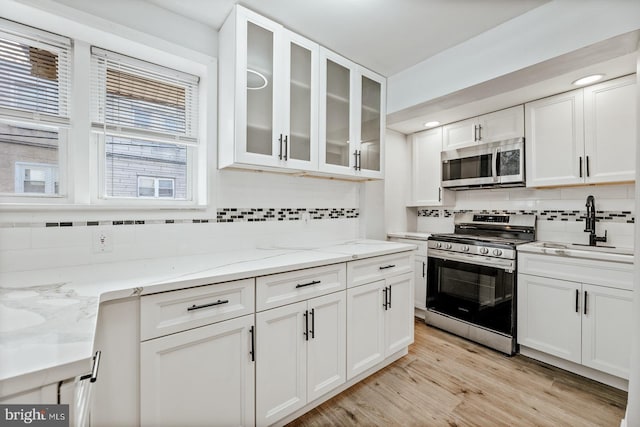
[518, 241, 634, 264]
[0, 239, 414, 397]
[387, 231, 432, 241]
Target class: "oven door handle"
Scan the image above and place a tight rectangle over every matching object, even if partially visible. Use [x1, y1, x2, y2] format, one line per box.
[428, 249, 515, 273]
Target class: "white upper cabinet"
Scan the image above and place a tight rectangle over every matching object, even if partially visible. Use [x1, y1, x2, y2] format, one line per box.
[525, 90, 585, 187]
[408, 127, 453, 206]
[319, 48, 385, 179]
[219, 6, 318, 171]
[442, 105, 524, 151]
[526, 75, 636, 188]
[220, 6, 385, 180]
[583, 75, 636, 184]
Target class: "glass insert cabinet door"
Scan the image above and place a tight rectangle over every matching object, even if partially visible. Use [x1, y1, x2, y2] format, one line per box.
[323, 58, 351, 169]
[241, 14, 317, 169]
[245, 20, 276, 158]
[359, 74, 382, 173]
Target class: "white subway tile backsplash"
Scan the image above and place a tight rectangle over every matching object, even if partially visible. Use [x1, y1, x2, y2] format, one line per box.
[0, 228, 31, 251]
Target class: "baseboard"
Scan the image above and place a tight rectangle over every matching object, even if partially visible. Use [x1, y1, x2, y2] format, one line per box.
[273, 347, 409, 426]
[519, 346, 629, 391]
[414, 307, 426, 320]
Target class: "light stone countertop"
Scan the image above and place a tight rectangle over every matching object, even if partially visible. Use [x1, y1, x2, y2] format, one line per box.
[0, 239, 415, 397]
[518, 241, 634, 264]
[387, 231, 433, 241]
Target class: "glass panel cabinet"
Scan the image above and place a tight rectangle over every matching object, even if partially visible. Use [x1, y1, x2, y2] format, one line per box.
[220, 5, 385, 179]
[319, 48, 385, 179]
[219, 6, 318, 171]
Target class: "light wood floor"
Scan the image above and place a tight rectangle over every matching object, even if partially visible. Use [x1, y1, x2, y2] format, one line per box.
[288, 319, 627, 427]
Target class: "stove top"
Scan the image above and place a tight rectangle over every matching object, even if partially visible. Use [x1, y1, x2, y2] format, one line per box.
[427, 213, 537, 260]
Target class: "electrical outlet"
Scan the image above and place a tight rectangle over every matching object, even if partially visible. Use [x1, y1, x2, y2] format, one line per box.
[302, 211, 311, 224]
[93, 229, 113, 253]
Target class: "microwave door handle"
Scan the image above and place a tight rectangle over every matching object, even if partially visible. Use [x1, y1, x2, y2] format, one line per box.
[492, 148, 500, 182]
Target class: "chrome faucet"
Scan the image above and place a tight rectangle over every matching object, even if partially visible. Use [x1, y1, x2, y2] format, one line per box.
[584, 195, 607, 246]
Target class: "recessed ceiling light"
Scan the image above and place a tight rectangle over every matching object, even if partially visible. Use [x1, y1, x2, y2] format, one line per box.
[424, 121, 440, 128]
[572, 74, 604, 86]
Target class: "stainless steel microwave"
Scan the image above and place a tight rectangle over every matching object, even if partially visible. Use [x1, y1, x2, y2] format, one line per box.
[441, 138, 525, 189]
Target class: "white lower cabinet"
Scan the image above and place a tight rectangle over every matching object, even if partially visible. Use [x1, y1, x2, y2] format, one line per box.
[346, 272, 414, 379]
[518, 273, 633, 379]
[256, 291, 346, 426]
[140, 314, 255, 427]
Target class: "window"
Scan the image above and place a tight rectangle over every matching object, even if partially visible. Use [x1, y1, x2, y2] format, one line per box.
[91, 47, 199, 202]
[0, 20, 71, 198]
[15, 162, 59, 194]
[137, 176, 175, 199]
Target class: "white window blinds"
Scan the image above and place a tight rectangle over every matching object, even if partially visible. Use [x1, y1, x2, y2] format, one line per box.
[91, 47, 200, 145]
[0, 19, 71, 125]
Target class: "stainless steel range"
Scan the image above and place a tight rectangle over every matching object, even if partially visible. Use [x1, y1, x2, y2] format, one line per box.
[426, 213, 536, 355]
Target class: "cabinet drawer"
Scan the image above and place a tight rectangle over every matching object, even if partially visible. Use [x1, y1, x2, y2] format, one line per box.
[347, 252, 413, 288]
[141, 278, 255, 341]
[256, 263, 346, 312]
[518, 253, 633, 291]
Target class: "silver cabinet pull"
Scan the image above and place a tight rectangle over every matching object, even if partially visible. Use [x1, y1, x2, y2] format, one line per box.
[187, 299, 229, 311]
[80, 351, 101, 383]
[296, 280, 321, 289]
[586, 155, 590, 177]
[278, 134, 283, 160]
[379, 264, 396, 270]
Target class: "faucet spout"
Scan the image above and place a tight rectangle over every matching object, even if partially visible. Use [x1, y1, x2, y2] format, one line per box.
[584, 195, 606, 246]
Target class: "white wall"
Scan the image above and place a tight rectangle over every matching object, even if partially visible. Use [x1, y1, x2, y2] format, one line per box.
[417, 184, 636, 249]
[625, 46, 640, 427]
[387, 0, 640, 115]
[384, 130, 415, 233]
[0, 0, 362, 274]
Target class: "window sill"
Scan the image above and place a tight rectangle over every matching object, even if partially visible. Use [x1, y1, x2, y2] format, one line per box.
[0, 202, 208, 212]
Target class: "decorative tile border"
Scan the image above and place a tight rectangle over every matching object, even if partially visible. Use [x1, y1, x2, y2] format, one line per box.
[0, 208, 359, 228]
[417, 209, 634, 223]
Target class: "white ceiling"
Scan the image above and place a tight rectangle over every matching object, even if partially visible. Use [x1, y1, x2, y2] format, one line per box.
[146, 0, 549, 77]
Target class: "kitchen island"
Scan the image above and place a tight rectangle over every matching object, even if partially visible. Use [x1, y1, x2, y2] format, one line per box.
[0, 239, 415, 426]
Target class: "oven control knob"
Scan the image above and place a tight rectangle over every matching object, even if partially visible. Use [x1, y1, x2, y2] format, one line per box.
[434, 242, 442, 249]
[445, 243, 452, 249]
[461, 245, 470, 252]
[480, 247, 489, 255]
[493, 249, 503, 256]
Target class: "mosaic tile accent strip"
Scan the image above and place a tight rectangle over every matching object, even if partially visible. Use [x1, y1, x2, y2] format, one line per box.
[0, 208, 360, 228]
[216, 208, 359, 223]
[417, 209, 634, 223]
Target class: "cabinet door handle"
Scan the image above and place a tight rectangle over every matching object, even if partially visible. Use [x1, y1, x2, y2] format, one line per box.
[474, 125, 478, 142]
[358, 150, 362, 171]
[187, 299, 229, 311]
[303, 310, 309, 341]
[249, 326, 255, 362]
[579, 156, 583, 177]
[382, 287, 388, 310]
[387, 285, 391, 308]
[584, 291, 588, 315]
[80, 351, 102, 383]
[284, 135, 289, 161]
[422, 261, 426, 278]
[438, 187, 441, 202]
[586, 155, 590, 177]
[575, 289, 579, 313]
[278, 134, 283, 160]
[309, 308, 315, 339]
[379, 264, 396, 270]
[295, 280, 321, 289]
[477, 124, 482, 141]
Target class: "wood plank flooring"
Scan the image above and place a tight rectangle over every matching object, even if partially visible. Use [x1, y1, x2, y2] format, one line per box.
[288, 319, 627, 427]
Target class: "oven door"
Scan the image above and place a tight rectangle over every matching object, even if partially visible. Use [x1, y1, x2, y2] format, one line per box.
[427, 251, 515, 336]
